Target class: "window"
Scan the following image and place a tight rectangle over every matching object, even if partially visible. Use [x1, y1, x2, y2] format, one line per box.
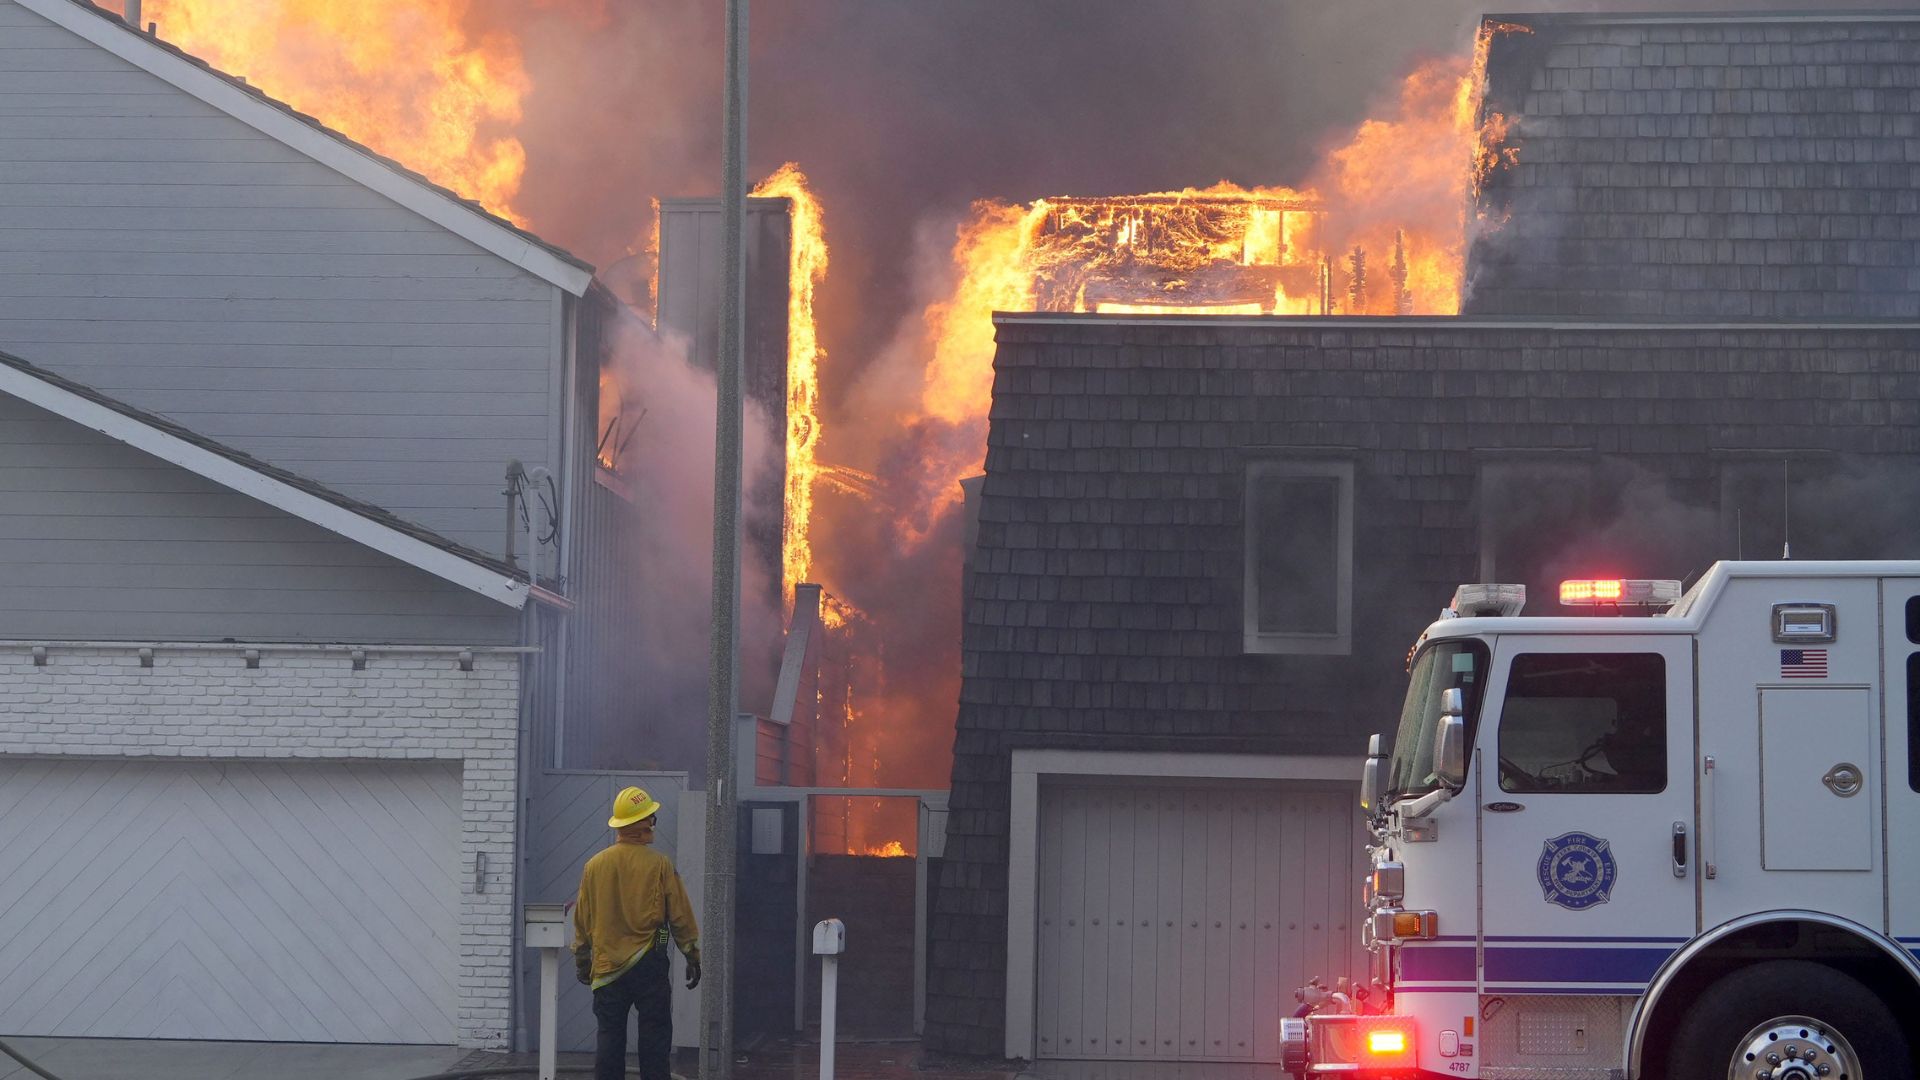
[1244, 460, 1352, 654]
[1907, 596, 1919, 645]
[1498, 653, 1667, 794]
[1389, 640, 1489, 798]
[1909, 654, 1919, 795]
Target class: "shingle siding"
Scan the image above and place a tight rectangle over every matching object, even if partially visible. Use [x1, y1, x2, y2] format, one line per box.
[1468, 15, 1920, 318]
[923, 317, 1920, 1054]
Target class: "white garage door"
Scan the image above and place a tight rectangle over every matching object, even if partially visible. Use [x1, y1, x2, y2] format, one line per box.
[1034, 782, 1365, 1063]
[0, 758, 459, 1044]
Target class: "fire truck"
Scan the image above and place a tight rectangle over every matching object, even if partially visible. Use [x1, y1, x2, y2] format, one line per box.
[1282, 561, 1920, 1080]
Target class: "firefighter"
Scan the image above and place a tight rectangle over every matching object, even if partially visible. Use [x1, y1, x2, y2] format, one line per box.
[573, 786, 701, 1080]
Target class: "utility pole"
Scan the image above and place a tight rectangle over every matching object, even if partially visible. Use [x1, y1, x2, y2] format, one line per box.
[701, 0, 746, 1076]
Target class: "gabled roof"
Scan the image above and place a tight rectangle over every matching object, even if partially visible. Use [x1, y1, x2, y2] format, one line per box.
[21, 0, 594, 296]
[0, 349, 540, 610]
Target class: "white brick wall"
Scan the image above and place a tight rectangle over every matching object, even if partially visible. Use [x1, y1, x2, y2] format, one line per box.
[0, 644, 521, 1048]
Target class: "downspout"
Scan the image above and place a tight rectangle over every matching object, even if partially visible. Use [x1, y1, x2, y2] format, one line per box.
[509, 600, 537, 1053]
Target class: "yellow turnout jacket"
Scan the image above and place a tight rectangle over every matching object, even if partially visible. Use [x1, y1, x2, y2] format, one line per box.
[573, 840, 700, 989]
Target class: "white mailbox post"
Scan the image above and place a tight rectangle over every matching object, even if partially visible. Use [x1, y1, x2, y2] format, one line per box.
[812, 918, 846, 1080]
[524, 902, 570, 1080]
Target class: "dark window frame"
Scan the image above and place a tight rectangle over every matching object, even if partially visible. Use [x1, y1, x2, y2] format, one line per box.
[1243, 459, 1354, 656]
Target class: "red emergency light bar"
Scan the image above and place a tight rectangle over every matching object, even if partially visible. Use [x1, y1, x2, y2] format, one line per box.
[1559, 579, 1682, 608]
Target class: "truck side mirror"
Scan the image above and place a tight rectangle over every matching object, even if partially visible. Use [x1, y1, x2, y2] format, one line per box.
[1360, 733, 1385, 812]
[1434, 716, 1466, 790]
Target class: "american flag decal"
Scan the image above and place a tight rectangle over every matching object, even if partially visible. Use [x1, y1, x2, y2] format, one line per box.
[1781, 648, 1828, 679]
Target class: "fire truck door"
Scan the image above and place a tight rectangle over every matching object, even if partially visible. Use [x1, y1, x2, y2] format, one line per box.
[1476, 636, 1696, 995]
[1699, 576, 1885, 931]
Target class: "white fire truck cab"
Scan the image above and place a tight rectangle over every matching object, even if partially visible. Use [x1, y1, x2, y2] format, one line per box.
[1282, 560, 1920, 1080]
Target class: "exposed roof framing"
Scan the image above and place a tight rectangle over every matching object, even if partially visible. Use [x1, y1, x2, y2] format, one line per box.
[0, 350, 534, 609]
[24, 0, 595, 296]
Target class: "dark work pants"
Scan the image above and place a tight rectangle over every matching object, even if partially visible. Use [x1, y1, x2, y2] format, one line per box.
[592, 946, 672, 1080]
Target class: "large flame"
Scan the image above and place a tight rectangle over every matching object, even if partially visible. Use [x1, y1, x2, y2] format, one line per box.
[894, 43, 1518, 531]
[749, 164, 831, 617]
[144, 0, 531, 223]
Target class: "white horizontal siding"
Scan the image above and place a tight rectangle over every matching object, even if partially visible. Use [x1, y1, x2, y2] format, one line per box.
[0, 395, 518, 644]
[0, 2, 565, 558]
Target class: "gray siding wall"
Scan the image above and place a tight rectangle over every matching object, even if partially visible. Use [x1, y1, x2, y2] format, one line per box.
[0, 1, 563, 558]
[0, 393, 519, 644]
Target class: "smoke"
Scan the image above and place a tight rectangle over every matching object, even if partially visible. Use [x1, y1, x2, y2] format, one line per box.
[600, 319, 783, 771]
[145, 0, 1920, 787]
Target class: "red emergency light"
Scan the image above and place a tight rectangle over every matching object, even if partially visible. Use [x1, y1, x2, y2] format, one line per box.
[1559, 578, 1683, 609]
[1560, 579, 1623, 604]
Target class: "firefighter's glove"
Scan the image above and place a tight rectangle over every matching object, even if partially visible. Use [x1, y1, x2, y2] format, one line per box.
[685, 960, 702, 991]
[574, 949, 593, 986]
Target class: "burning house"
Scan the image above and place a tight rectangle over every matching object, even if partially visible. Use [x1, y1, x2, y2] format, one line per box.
[926, 9, 1920, 1065]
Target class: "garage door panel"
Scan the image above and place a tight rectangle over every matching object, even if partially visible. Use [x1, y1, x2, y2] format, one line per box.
[261, 763, 457, 933]
[0, 759, 458, 1043]
[1103, 799, 1135, 1057]
[1178, 793, 1206, 1059]
[1252, 796, 1283, 1062]
[161, 772, 454, 1038]
[0, 761, 171, 922]
[1037, 781, 1360, 1064]
[199, 764, 457, 1010]
[1080, 789, 1111, 1057]
[1125, 794, 1156, 1057]
[1227, 793, 1257, 1059]
[1152, 796, 1180, 1059]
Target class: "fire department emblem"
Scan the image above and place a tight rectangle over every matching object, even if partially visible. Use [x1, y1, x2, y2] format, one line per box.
[1537, 831, 1617, 910]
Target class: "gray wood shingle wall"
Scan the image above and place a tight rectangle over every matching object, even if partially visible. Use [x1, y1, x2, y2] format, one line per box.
[924, 316, 1920, 1054]
[1467, 14, 1920, 318]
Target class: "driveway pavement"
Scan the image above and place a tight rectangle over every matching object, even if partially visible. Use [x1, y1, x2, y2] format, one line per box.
[0, 1037, 465, 1080]
[3, 1035, 1274, 1080]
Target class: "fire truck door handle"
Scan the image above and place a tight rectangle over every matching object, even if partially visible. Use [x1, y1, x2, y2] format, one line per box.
[1671, 822, 1687, 877]
[1701, 755, 1717, 880]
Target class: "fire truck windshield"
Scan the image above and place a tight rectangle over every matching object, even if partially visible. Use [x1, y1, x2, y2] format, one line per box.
[1387, 639, 1488, 798]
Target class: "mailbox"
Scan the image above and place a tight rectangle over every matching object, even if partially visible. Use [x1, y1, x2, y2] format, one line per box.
[524, 902, 569, 949]
[812, 918, 845, 956]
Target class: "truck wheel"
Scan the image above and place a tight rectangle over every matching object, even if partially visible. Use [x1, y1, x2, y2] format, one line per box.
[1663, 960, 1912, 1080]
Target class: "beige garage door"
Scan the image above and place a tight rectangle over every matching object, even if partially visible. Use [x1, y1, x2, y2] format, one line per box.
[0, 758, 459, 1043]
[1034, 782, 1365, 1063]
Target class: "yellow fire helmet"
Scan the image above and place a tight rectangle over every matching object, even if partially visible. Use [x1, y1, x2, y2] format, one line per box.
[608, 786, 662, 828]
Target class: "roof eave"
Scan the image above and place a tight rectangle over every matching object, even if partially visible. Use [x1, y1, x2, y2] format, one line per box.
[0, 361, 530, 610]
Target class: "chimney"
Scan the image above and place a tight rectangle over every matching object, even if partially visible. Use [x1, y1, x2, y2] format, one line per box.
[123, 0, 140, 29]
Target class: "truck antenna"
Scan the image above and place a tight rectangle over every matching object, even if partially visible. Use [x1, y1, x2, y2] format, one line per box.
[1735, 507, 1743, 560]
[1780, 459, 1791, 559]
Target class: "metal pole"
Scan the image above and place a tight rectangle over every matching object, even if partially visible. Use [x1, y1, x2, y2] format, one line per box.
[819, 954, 838, 1080]
[701, 0, 747, 1076]
[537, 948, 558, 1080]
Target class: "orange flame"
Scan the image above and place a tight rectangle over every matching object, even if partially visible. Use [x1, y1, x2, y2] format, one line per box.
[863, 841, 909, 858]
[749, 164, 831, 614]
[894, 48, 1510, 529]
[146, 0, 531, 223]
